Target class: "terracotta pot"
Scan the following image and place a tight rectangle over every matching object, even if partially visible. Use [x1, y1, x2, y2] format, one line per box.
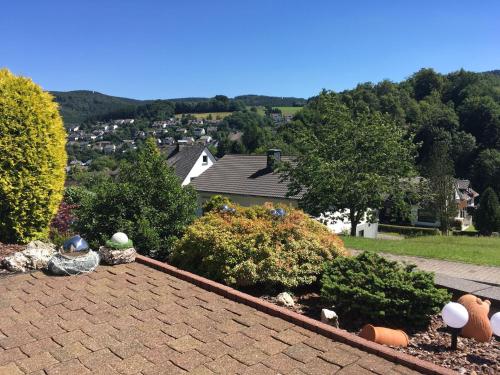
[359, 324, 409, 347]
[457, 294, 492, 343]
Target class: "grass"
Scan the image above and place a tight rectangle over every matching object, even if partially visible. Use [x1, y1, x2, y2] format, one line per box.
[174, 112, 233, 120]
[342, 235, 500, 266]
[250, 106, 303, 117]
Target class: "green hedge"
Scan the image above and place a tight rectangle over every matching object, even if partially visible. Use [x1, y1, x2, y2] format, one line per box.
[378, 224, 440, 237]
[452, 230, 479, 237]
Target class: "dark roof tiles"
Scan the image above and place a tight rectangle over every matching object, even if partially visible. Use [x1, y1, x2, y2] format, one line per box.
[191, 154, 303, 199]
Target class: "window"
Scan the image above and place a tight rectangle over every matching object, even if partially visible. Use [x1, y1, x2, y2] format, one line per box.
[202, 155, 208, 165]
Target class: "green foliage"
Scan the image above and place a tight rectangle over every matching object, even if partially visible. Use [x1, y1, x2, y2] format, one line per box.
[378, 224, 440, 237]
[170, 202, 347, 290]
[321, 252, 450, 330]
[202, 195, 233, 213]
[105, 239, 134, 249]
[282, 93, 417, 235]
[0, 69, 67, 243]
[472, 149, 500, 197]
[64, 186, 95, 206]
[473, 187, 500, 236]
[73, 139, 197, 259]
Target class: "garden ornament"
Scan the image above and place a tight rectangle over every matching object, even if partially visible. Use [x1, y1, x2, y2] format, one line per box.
[359, 324, 409, 347]
[99, 232, 136, 265]
[62, 235, 89, 256]
[457, 294, 492, 343]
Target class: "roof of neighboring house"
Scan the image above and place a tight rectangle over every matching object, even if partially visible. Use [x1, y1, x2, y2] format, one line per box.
[456, 179, 479, 199]
[165, 143, 210, 182]
[191, 154, 303, 200]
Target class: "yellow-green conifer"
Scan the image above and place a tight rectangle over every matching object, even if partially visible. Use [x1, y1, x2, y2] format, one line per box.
[0, 69, 67, 243]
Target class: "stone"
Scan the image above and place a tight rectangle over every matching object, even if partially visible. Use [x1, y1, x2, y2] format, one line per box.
[47, 250, 100, 275]
[111, 232, 129, 244]
[99, 246, 136, 265]
[2, 241, 56, 272]
[276, 292, 294, 307]
[321, 309, 339, 328]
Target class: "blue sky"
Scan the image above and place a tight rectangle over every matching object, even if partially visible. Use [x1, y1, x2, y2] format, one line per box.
[1, 1, 499, 99]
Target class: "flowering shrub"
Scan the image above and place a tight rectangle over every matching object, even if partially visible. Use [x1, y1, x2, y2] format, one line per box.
[170, 202, 346, 289]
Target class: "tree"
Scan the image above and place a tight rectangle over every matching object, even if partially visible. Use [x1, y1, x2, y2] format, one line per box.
[422, 142, 457, 234]
[472, 149, 500, 197]
[0, 69, 67, 243]
[473, 187, 500, 236]
[281, 92, 417, 235]
[74, 139, 197, 259]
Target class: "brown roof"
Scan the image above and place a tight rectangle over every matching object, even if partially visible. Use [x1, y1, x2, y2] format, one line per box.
[191, 154, 303, 200]
[0, 262, 423, 374]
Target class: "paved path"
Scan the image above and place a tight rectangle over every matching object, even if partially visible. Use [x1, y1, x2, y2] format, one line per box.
[0, 263, 422, 374]
[350, 249, 500, 285]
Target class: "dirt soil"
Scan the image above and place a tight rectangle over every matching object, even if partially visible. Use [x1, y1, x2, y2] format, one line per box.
[260, 291, 499, 375]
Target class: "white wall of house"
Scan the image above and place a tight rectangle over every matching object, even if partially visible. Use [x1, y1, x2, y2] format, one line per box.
[182, 149, 216, 186]
[318, 211, 378, 238]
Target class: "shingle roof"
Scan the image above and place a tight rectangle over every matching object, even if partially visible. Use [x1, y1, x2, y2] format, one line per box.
[191, 154, 303, 200]
[165, 144, 207, 182]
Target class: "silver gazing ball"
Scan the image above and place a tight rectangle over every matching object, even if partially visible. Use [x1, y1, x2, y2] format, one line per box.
[61, 235, 90, 257]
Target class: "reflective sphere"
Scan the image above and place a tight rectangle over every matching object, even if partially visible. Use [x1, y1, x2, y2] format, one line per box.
[441, 302, 469, 328]
[491, 312, 500, 336]
[111, 232, 129, 244]
[62, 235, 89, 257]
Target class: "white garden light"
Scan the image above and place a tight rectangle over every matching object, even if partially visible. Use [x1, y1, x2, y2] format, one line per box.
[490, 312, 500, 337]
[441, 302, 469, 350]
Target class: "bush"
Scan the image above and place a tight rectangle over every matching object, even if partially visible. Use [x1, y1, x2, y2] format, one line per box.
[378, 224, 440, 237]
[0, 69, 67, 243]
[202, 195, 232, 214]
[73, 139, 197, 259]
[321, 252, 450, 330]
[170, 202, 347, 290]
[473, 187, 500, 236]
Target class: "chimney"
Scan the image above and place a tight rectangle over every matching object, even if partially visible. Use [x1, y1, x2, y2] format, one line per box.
[267, 149, 281, 171]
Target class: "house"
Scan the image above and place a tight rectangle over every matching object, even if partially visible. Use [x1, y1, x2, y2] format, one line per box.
[103, 144, 117, 154]
[193, 128, 206, 137]
[165, 143, 216, 186]
[197, 135, 212, 145]
[410, 179, 479, 229]
[191, 149, 377, 237]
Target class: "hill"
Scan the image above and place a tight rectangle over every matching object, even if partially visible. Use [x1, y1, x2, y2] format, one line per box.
[51, 91, 307, 125]
[51, 90, 148, 124]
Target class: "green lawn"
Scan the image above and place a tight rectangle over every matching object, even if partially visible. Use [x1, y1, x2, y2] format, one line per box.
[342, 235, 500, 266]
[250, 106, 303, 116]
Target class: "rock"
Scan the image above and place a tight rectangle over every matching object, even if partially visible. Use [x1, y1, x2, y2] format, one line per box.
[111, 232, 129, 244]
[99, 246, 136, 265]
[47, 250, 100, 275]
[2, 241, 56, 272]
[321, 309, 339, 328]
[2, 252, 29, 272]
[276, 292, 294, 307]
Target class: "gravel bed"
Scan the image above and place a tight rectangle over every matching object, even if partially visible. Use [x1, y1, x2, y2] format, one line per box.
[260, 292, 499, 374]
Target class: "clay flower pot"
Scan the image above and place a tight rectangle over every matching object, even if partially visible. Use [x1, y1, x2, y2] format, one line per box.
[359, 324, 409, 347]
[457, 294, 492, 343]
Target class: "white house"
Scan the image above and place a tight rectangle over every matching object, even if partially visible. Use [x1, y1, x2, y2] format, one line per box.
[191, 149, 377, 237]
[166, 143, 216, 186]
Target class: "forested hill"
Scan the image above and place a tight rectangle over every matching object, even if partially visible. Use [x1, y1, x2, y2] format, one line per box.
[50, 90, 307, 124]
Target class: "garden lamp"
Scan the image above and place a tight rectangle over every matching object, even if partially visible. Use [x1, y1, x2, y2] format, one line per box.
[441, 302, 469, 350]
[491, 312, 500, 338]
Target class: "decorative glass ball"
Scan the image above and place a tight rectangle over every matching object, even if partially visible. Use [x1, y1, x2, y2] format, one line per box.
[490, 312, 500, 336]
[441, 302, 469, 328]
[62, 235, 89, 257]
[111, 232, 129, 244]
